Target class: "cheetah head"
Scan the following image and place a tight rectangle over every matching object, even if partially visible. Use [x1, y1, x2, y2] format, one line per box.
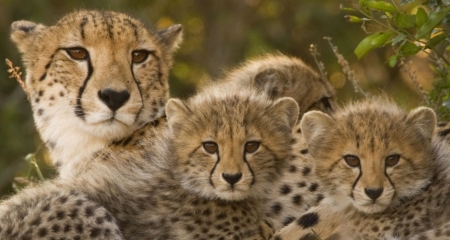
[165, 87, 299, 201]
[10, 10, 182, 153]
[300, 97, 436, 214]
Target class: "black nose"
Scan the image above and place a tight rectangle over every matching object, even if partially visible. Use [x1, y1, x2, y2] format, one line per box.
[364, 187, 383, 200]
[222, 173, 242, 186]
[98, 89, 130, 111]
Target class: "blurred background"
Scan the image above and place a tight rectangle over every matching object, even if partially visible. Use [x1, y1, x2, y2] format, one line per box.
[0, 0, 426, 197]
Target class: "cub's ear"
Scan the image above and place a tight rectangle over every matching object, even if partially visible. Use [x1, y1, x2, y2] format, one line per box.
[300, 111, 334, 146]
[165, 98, 189, 131]
[407, 107, 436, 140]
[253, 68, 286, 99]
[272, 97, 299, 129]
[11, 20, 46, 54]
[157, 24, 183, 52]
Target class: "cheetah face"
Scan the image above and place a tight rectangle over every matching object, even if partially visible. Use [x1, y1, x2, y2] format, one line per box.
[166, 89, 299, 201]
[301, 100, 436, 214]
[11, 10, 182, 143]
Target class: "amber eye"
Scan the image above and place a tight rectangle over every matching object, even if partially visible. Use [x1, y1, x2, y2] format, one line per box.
[132, 50, 150, 64]
[245, 141, 260, 153]
[385, 154, 400, 167]
[66, 47, 88, 60]
[344, 155, 360, 168]
[203, 142, 218, 154]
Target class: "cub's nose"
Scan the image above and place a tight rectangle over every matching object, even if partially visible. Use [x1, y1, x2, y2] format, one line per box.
[222, 173, 242, 186]
[364, 187, 383, 200]
[98, 89, 130, 111]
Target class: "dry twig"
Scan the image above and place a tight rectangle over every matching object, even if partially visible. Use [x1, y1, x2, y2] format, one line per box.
[6, 58, 28, 96]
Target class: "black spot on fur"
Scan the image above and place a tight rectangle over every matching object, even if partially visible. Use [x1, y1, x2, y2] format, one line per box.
[90, 228, 101, 237]
[37, 109, 44, 116]
[52, 224, 60, 233]
[85, 206, 94, 217]
[122, 136, 133, 146]
[64, 224, 71, 232]
[316, 194, 325, 204]
[280, 184, 292, 195]
[297, 212, 319, 229]
[76, 224, 84, 233]
[271, 202, 282, 215]
[38, 228, 47, 237]
[39, 72, 47, 81]
[283, 216, 296, 226]
[56, 211, 65, 219]
[292, 195, 303, 205]
[309, 183, 319, 192]
[300, 149, 308, 154]
[289, 165, 297, 173]
[302, 167, 311, 176]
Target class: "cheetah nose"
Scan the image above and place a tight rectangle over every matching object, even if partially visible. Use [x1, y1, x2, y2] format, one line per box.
[222, 173, 242, 186]
[364, 187, 383, 200]
[98, 89, 130, 111]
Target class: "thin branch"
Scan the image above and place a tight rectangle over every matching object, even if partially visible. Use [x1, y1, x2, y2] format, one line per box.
[324, 37, 368, 97]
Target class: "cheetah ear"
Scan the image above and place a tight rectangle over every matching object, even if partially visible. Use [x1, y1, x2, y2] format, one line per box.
[300, 111, 334, 146]
[272, 97, 299, 129]
[407, 107, 436, 139]
[157, 24, 183, 52]
[165, 98, 189, 131]
[253, 68, 287, 99]
[11, 20, 46, 54]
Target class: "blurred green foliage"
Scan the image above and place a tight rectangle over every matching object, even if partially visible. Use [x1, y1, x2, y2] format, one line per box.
[344, 0, 450, 120]
[0, 0, 427, 197]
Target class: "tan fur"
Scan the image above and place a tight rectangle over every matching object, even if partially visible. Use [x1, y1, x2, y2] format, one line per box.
[217, 54, 337, 119]
[271, 98, 450, 239]
[10, 10, 182, 179]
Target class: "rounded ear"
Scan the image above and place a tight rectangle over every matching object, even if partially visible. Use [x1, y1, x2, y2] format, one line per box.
[253, 68, 286, 99]
[165, 98, 189, 130]
[272, 97, 299, 129]
[11, 20, 46, 53]
[157, 24, 183, 52]
[300, 111, 334, 145]
[407, 107, 436, 139]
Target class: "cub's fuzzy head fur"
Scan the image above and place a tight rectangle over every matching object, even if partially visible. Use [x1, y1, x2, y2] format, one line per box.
[300, 97, 436, 214]
[166, 86, 299, 201]
[10, 10, 182, 177]
[219, 54, 337, 118]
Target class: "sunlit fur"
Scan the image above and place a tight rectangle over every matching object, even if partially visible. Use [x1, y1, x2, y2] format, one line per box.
[11, 10, 182, 179]
[216, 53, 337, 118]
[302, 97, 435, 214]
[166, 85, 299, 201]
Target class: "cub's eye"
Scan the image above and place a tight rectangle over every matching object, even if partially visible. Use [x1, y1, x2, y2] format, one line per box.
[132, 50, 150, 64]
[343, 155, 360, 168]
[385, 154, 400, 167]
[66, 47, 88, 60]
[245, 141, 260, 153]
[202, 142, 218, 154]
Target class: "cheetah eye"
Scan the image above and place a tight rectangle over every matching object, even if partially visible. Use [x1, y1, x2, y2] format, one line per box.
[66, 47, 88, 60]
[385, 154, 400, 167]
[245, 141, 260, 153]
[202, 142, 218, 154]
[343, 155, 360, 168]
[132, 50, 150, 64]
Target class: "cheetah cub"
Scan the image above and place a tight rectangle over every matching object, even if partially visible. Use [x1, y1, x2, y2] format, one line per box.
[10, 10, 182, 179]
[135, 85, 299, 239]
[218, 54, 337, 118]
[272, 97, 450, 240]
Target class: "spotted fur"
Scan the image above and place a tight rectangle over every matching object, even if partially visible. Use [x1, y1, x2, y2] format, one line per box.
[10, 10, 182, 179]
[271, 98, 450, 239]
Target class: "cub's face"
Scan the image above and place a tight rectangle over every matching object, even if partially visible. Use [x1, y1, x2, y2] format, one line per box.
[11, 10, 182, 142]
[301, 101, 436, 214]
[166, 90, 299, 201]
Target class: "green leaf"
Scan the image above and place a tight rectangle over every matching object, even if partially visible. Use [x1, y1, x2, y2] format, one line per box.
[415, 8, 450, 39]
[392, 33, 407, 45]
[364, 1, 398, 12]
[415, 7, 428, 28]
[399, 41, 422, 55]
[354, 32, 383, 59]
[394, 13, 416, 28]
[371, 31, 395, 47]
[388, 55, 398, 67]
[443, 99, 450, 109]
[428, 32, 448, 48]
